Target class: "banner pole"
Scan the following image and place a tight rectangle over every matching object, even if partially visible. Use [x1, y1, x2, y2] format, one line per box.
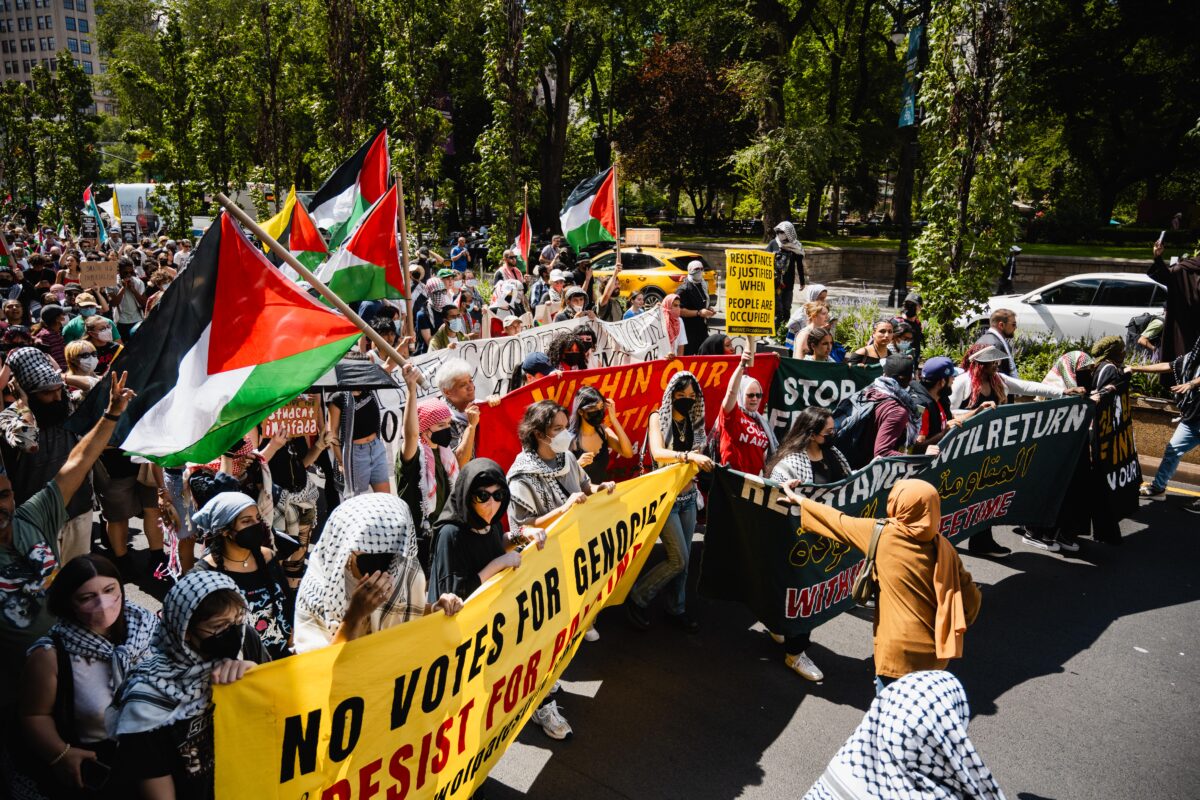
[611, 145, 622, 269]
[395, 172, 416, 341]
[522, 182, 528, 273]
[215, 192, 425, 387]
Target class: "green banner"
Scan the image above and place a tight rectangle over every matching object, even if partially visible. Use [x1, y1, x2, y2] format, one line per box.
[699, 397, 1092, 637]
[766, 357, 880, 442]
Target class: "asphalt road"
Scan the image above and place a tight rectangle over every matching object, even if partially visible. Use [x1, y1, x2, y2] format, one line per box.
[476, 489, 1200, 800]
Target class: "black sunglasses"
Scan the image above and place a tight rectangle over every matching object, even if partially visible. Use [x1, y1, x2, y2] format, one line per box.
[745, 392, 763, 398]
[472, 488, 508, 503]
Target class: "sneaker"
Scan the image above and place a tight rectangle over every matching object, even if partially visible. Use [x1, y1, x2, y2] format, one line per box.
[550, 681, 562, 695]
[1186, 498, 1200, 515]
[768, 631, 785, 645]
[583, 625, 600, 642]
[625, 602, 651, 631]
[1055, 533, 1080, 552]
[785, 651, 824, 681]
[1140, 485, 1166, 497]
[667, 612, 700, 634]
[1020, 531, 1059, 552]
[531, 701, 572, 740]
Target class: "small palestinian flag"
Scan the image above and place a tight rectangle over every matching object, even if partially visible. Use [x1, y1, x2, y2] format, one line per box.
[308, 128, 390, 250]
[560, 167, 617, 253]
[66, 212, 360, 466]
[0, 231, 11, 267]
[259, 185, 329, 279]
[511, 209, 532, 271]
[314, 184, 405, 302]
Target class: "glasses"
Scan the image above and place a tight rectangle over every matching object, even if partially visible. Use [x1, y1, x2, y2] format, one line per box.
[472, 488, 508, 504]
[744, 392, 762, 398]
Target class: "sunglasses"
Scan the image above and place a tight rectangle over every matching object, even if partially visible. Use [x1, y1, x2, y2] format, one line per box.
[472, 488, 508, 504]
[744, 392, 762, 398]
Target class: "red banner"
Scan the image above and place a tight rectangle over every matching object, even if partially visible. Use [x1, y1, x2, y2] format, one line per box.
[476, 354, 779, 479]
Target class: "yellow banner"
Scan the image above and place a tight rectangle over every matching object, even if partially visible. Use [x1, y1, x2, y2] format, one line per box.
[724, 248, 776, 336]
[214, 464, 697, 799]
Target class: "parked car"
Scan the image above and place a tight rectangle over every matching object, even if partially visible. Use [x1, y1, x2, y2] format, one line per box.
[590, 246, 718, 307]
[958, 273, 1166, 340]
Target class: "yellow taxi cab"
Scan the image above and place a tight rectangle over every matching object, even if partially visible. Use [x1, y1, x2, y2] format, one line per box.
[589, 246, 718, 307]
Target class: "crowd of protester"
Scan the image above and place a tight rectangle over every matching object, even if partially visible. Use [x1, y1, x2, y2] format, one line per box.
[0, 217, 1197, 800]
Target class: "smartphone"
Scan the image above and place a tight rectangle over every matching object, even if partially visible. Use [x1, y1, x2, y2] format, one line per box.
[81, 759, 111, 791]
[1157, 230, 1166, 244]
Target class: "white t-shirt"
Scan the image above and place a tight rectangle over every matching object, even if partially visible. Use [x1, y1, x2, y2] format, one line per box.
[115, 276, 145, 324]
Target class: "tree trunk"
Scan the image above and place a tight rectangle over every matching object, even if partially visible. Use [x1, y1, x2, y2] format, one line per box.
[805, 186, 823, 234]
[539, 23, 575, 235]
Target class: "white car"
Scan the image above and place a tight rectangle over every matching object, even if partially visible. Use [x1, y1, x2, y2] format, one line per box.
[961, 272, 1166, 341]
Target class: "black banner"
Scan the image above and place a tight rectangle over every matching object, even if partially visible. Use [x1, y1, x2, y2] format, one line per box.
[1092, 376, 1141, 519]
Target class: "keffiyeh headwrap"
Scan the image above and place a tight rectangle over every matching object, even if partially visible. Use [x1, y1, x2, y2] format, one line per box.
[802, 671, 1005, 800]
[113, 571, 246, 736]
[660, 294, 682, 344]
[32, 601, 158, 693]
[657, 371, 706, 452]
[1043, 350, 1094, 391]
[296, 493, 426, 636]
[774, 221, 805, 255]
[416, 399, 460, 522]
[6, 346, 63, 392]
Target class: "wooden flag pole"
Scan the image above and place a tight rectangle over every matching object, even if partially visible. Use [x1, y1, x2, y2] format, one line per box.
[395, 171, 416, 340]
[611, 145, 622, 268]
[215, 192, 425, 387]
[522, 182, 529, 274]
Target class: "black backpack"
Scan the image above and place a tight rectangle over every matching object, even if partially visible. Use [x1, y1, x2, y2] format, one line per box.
[830, 387, 882, 470]
[1125, 312, 1162, 353]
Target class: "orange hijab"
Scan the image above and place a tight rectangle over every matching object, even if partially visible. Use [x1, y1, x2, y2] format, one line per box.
[886, 480, 967, 660]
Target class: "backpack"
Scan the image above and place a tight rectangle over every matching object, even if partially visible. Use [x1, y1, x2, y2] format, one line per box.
[830, 387, 882, 470]
[1124, 312, 1162, 352]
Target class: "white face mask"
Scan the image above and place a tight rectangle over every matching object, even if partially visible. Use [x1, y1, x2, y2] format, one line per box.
[547, 429, 572, 454]
[689, 271, 704, 283]
[94, 327, 113, 343]
[78, 355, 99, 373]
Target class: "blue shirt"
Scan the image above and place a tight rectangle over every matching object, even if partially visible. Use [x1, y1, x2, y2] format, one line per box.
[450, 245, 469, 271]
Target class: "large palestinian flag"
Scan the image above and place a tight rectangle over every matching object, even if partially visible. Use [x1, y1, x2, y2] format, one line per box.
[67, 213, 361, 467]
[511, 209, 532, 271]
[308, 128, 390, 250]
[560, 167, 616, 252]
[315, 184, 405, 302]
[259, 185, 329, 278]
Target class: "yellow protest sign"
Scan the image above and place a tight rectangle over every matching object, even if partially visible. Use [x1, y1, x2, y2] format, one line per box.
[214, 464, 697, 799]
[724, 249, 775, 336]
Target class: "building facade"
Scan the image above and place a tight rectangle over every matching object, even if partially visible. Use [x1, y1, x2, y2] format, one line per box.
[0, 0, 108, 113]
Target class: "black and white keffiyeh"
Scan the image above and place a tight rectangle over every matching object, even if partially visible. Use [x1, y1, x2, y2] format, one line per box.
[113, 571, 245, 736]
[656, 371, 707, 453]
[30, 601, 158, 691]
[507, 450, 572, 518]
[769, 447, 851, 486]
[774, 221, 806, 256]
[296, 493, 426, 634]
[803, 671, 1006, 800]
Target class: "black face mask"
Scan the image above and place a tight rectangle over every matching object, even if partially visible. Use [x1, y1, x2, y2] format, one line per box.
[355, 552, 393, 576]
[673, 397, 696, 415]
[563, 351, 585, 368]
[430, 427, 453, 448]
[232, 521, 267, 551]
[583, 410, 605, 427]
[30, 394, 70, 427]
[196, 624, 244, 660]
[938, 387, 952, 400]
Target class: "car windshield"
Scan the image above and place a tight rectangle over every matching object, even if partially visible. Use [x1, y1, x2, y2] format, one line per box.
[668, 256, 709, 272]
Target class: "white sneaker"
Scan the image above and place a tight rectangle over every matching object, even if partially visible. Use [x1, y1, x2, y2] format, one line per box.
[550, 680, 562, 694]
[531, 700, 573, 740]
[768, 631, 785, 645]
[785, 651, 824, 681]
[584, 625, 600, 642]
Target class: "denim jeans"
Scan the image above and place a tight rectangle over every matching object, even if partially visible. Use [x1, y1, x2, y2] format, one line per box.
[631, 491, 698, 616]
[1151, 419, 1200, 491]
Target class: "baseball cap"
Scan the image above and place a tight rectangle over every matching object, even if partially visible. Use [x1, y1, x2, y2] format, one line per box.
[75, 292, 99, 308]
[522, 352, 554, 376]
[549, 269, 567, 283]
[882, 354, 914, 378]
[904, 292, 923, 306]
[565, 286, 587, 300]
[436, 268, 456, 279]
[920, 356, 957, 382]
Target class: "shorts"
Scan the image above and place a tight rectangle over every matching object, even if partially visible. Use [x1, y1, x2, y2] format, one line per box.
[93, 469, 157, 522]
[350, 438, 389, 494]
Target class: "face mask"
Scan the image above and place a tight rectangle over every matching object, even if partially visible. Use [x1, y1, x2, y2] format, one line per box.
[355, 552, 394, 576]
[195, 623, 244, 661]
[689, 272, 704, 283]
[465, 279, 478, 287]
[80, 306, 97, 317]
[31, 394, 71, 427]
[547, 429, 573, 454]
[77, 591, 121, 631]
[583, 409, 605, 427]
[449, 318, 467, 334]
[896, 341, 912, 353]
[231, 521, 267, 551]
[673, 397, 696, 415]
[453, 281, 464, 290]
[564, 351, 585, 368]
[94, 327, 113, 342]
[78, 355, 99, 373]
[429, 426, 453, 448]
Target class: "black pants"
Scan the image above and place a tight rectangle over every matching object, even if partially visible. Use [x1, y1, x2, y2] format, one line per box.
[967, 526, 998, 553]
[784, 631, 811, 657]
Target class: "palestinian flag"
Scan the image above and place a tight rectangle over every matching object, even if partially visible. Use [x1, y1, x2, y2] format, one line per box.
[560, 167, 616, 252]
[66, 212, 361, 467]
[83, 186, 108, 246]
[511, 209, 532, 271]
[314, 183, 405, 302]
[308, 128, 390, 250]
[0, 232, 11, 267]
[259, 185, 329, 279]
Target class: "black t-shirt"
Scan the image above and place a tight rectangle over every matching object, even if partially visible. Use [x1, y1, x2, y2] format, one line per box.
[268, 439, 308, 492]
[396, 448, 449, 529]
[809, 452, 847, 486]
[427, 521, 505, 603]
[332, 392, 381, 440]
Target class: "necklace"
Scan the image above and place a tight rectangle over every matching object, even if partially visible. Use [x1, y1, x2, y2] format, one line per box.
[672, 416, 688, 443]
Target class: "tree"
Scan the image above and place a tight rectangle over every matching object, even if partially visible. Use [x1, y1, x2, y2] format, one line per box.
[911, 0, 1019, 330]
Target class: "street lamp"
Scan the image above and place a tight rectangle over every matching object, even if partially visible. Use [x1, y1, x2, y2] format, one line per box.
[887, 0, 930, 308]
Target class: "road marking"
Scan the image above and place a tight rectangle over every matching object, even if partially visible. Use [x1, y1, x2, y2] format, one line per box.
[1141, 483, 1200, 498]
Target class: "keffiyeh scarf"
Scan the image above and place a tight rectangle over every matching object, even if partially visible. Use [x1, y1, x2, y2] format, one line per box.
[507, 450, 571, 518]
[803, 671, 1005, 800]
[32, 601, 158, 691]
[871, 375, 922, 446]
[1043, 350, 1094, 391]
[296, 493, 426, 634]
[770, 448, 851, 486]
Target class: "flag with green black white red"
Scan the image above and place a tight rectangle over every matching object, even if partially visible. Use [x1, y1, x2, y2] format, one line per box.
[307, 128, 390, 250]
[0, 231, 11, 267]
[259, 185, 329, 279]
[314, 183, 405, 302]
[560, 167, 616, 252]
[66, 212, 361, 467]
[511, 209, 532, 271]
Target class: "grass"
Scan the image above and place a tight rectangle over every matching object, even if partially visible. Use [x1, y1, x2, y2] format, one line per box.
[661, 233, 1151, 260]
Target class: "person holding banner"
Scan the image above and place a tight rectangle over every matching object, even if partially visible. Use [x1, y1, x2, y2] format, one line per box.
[1133, 336, 1200, 512]
[435, 358, 481, 465]
[715, 353, 777, 475]
[568, 386, 634, 484]
[396, 371, 461, 567]
[626, 373, 714, 633]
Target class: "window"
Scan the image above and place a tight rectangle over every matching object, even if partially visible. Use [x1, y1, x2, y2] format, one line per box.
[79, 39, 89, 53]
[80, 58, 90, 73]
[64, 16, 74, 30]
[37, 35, 44, 49]
[1038, 279, 1100, 306]
[35, 15, 43, 28]
[1095, 280, 1157, 308]
[43, 14, 51, 28]
[15, 0, 28, 8]
[66, 36, 76, 51]
[76, 18, 86, 32]
[77, 0, 85, 8]
[46, 35, 52, 49]
[63, 0, 73, 6]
